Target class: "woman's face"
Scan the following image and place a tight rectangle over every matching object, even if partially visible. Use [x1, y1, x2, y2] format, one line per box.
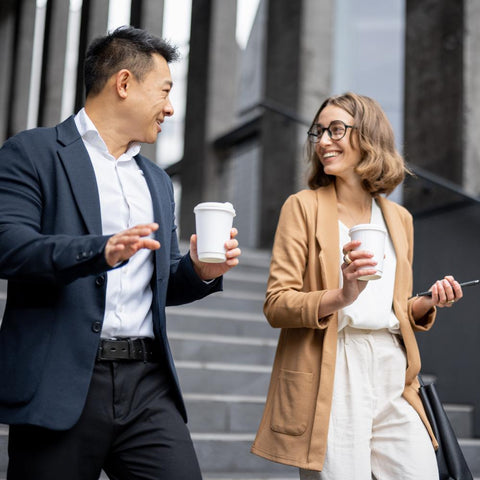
[314, 105, 361, 181]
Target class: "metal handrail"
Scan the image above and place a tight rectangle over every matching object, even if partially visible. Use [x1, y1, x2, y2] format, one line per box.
[408, 164, 480, 204]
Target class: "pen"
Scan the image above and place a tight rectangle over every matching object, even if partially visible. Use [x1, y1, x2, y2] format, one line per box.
[414, 279, 480, 297]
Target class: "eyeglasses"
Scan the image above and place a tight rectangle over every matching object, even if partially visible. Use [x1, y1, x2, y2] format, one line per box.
[307, 120, 356, 143]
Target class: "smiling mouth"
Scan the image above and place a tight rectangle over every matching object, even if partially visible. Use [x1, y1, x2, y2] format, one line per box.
[323, 151, 340, 159]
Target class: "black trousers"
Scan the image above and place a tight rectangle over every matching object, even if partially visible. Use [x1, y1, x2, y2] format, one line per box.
[7, 361, 202, 480]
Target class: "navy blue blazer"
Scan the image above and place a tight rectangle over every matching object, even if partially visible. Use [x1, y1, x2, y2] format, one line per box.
[0, 116, 221, 430]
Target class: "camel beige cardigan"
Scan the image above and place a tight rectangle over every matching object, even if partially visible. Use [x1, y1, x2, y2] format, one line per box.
[251, 185, 437, 471]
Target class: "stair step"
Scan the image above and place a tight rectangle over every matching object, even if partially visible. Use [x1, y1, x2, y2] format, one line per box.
[0, 426, 6, 475]
[166, 307, 277, 338]
[177, 243, 271, 271]
[203, 476, 298, 480]
[176, 361, 272, 396]
[170, 331, 277, 365]
[203, 475, 298, 480]
[0, 284, 5, 321]
[191, 434, 298, 475]
[184, 394, 265, 433]
[445, 404, 475, 438]
[222, 270, 268, 293]
[459, 438, 480, 476]
[188, 289, 265, 313]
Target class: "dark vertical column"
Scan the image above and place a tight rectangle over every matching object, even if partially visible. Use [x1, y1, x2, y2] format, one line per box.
[132, 0, 164, 34]
[0, 0, 17, 142]
[404, 0, 480, 436]
[258, 0, 303, 248]
[180, 0, 212, 238]
[9, 0, 36, 136]
[39, 0, 70, 127]
[133, 0, 165, 163]
[404, 0, 464, 210]
[75, 0, 109, 111]
[130, 0, 143, 28]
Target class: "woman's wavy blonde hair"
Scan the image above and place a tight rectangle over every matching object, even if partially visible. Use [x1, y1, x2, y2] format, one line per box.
[306, 92, 410, 195]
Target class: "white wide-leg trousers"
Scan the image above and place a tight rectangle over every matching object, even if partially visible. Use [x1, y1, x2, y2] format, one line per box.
[300, 327, 438, 480]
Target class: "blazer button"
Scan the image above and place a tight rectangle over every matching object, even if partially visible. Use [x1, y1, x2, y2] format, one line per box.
[92, 321, 102, 333]
[95, 275, 105, 287]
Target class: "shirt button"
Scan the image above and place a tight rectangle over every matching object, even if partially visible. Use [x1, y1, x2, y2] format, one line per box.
[92, 321, 102, 333]
[95, 275, 105, 286]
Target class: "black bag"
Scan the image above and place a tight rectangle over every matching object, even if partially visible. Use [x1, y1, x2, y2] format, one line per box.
[418, 376, 473, 480]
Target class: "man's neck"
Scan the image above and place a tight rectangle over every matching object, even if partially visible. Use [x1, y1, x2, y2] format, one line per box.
[84, 103, 130, 159]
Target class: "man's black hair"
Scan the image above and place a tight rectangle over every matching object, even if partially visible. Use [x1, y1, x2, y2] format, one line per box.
[84, 26, 179, 97]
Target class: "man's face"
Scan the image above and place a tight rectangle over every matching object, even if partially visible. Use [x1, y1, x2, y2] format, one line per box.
[126, 54, 174, 144]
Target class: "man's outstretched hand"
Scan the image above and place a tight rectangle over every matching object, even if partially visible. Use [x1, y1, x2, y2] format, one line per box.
[105, 223, 160, 267]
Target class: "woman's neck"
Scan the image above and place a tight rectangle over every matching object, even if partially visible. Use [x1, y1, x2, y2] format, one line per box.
[335, 178, 373, 228]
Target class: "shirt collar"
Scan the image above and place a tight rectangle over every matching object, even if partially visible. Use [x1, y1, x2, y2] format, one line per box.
[74, 108, 141, 160]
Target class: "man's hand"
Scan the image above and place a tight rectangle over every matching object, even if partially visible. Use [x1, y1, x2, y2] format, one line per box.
[105, 223, 160, 267]
[190, 228, 241, 281]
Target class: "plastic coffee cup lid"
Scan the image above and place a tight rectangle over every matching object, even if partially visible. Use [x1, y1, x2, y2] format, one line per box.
[349, 223, 386, 235]
[193, 202, 236, 216]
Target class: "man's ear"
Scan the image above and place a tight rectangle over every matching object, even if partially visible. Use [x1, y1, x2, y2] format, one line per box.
[115, 69, 132, 99]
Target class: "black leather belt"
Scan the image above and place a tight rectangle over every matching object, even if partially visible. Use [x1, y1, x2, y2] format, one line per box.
[97, 337, 160, 362]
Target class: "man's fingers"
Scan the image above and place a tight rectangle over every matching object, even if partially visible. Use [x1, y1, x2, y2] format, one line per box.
[105, 225, 161, 267]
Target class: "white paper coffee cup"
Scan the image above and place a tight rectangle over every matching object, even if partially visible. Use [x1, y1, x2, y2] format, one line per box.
[348, 224, 387, 281]
[193, 202, 236, 263]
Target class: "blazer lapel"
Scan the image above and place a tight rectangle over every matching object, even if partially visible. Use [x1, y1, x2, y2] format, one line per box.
[134, 155, 166, 275]
[315, 184, 340, 290]
[56, 117, 102, 234]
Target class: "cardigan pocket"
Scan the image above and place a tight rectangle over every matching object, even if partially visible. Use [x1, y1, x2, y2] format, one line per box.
[270, 369, 313, 436]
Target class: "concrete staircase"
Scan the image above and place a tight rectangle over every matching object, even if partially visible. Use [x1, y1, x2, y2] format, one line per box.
[1, 247, 480, 479]
[167, 248, 298, 479]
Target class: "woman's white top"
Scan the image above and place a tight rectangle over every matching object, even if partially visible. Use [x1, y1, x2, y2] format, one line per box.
[337, 199, 400, 332]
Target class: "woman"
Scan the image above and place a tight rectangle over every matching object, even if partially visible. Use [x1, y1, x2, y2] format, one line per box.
[251, 92, 463, 479]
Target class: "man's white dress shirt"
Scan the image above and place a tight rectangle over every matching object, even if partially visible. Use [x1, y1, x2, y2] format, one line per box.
[75, 108, 155, 338]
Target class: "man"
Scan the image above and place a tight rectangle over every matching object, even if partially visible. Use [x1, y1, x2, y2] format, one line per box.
[0, 26, 241, 480]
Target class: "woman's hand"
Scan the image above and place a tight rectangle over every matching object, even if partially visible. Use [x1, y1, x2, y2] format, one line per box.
[316, 240, 377, 319]
[340, 240, 378, 305]
[413, 275, 463, 315]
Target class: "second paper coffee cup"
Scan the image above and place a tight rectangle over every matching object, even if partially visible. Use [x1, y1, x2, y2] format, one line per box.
[348, 224, 386, 280]
[193, 202, 236, 263]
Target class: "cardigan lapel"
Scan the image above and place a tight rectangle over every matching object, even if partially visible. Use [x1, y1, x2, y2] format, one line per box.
[56, 117, 102, 235]
[377, 196, 411, 322]
[377, 196, 406, 272]
[377, 195, 407, 300]
[378, 196, 421, 379]
[315, 184, 340, 290]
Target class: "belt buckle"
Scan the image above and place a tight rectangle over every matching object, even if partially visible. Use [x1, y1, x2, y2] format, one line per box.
[97, 338, 129, 361]
[96, 337, 153, 362]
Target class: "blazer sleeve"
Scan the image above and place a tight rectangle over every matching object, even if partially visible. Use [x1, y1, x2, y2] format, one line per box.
[0, 136, 113, 284]
[402, 206, 436, 330]
[264, 194, 331, 329]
